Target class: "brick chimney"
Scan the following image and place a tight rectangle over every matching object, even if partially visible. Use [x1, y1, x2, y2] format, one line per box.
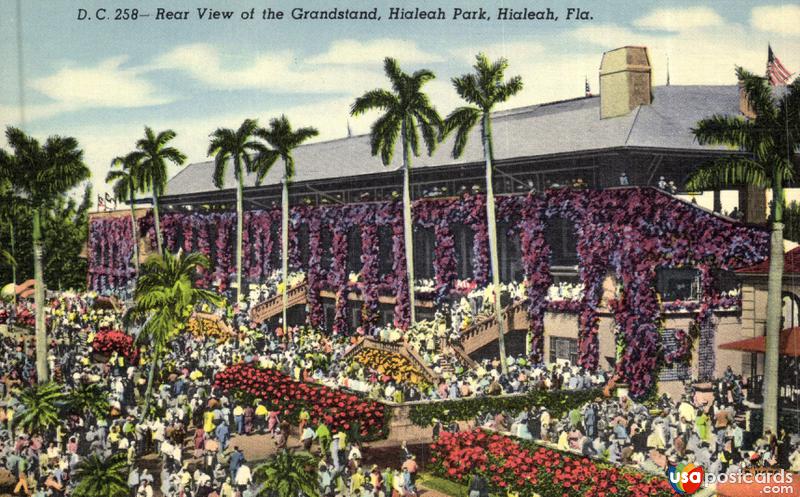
[599, 46, 652, 119]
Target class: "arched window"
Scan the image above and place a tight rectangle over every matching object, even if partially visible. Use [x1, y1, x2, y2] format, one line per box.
[782, 292, 800, 329]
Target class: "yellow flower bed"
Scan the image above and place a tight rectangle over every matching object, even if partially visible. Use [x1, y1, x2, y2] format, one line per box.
[352, 349, 428, 387]
[187, 314, 229, 340]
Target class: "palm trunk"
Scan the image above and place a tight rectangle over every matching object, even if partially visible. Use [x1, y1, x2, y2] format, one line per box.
[152, 194, 163, 255]
[763, 178, 784, 434]
[141, 347, 159, 422]
[281, 174, 290, 330]
[10, 223, 16, 307]
[400, 120, 416, 326]
[129, 188, 140, 275]
[32, 207, 48, 383]
[235, 166, 244, 304]
[482, 114, 508, 375]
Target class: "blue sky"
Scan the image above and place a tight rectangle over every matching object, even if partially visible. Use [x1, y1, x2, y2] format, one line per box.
[1, 0, 799, 203]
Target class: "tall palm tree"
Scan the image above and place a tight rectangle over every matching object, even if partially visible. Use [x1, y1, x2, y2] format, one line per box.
[128, 250, 222, 420]
[130, 127, 186, 255]
[13, 381, 64, 435]
[255, 116, 318, 328]
[254, 450, 321, 497]
[107, 153, 143, 274]
[443, 53, 523, 374]
[0, 178, 18, 302]
[686, 68, 800, 433]
[208, 119, 274, 303]
[350, 58, 443, 326]
[72, 452, 129, 497]
[0, 127, 90, 382]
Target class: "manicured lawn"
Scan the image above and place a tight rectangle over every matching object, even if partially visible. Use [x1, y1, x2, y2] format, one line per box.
[418, 472, 499, 497]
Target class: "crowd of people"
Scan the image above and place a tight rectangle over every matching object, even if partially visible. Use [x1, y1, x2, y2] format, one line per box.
[479, 369, 800, 478]
[0, 284, 798, 496]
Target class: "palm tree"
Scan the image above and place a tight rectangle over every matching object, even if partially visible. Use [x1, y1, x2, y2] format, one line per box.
[107, 153, 143, 274]
[0, 178, 18, 302]
[255, 116, 318, 328]
[253, 450, 320, 497]
[128, 250, 222, 420]
[13, 381, 64, 435]
[0, 127, 90, 382]
[208, 119, 274, 303]
[350, 58, 443, 326]
[686, 68, 800, 433]
[443, 53, 523, 374]
[66, 383, 110, 420]
[130, 127, 186, 255]
[72, 452, 129, 497]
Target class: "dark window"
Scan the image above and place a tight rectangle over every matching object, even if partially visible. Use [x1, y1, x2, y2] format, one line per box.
[378, 226, 394, 276]
[659, 328, 690, 381]
[453, 224, 475, 280]
[545, 217, 578, 267]
[413, 226, 435, 280]
[712, 269, 739, 294]
[549, 336, 578, 365]
[323, 301, 336, 331]
[498, 222, 523, 282]
[417, 308, 436, 322]
[269, 222, 280, 270]
[297, 224, 310, 270]
[380, 304, 395, 327]
[347, 226, 362, 274]
[348, 300, 361, 330]
[320, 228, 333, 271]
[657, 268, 700, 301]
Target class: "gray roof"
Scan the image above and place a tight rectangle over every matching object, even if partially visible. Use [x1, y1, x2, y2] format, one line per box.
[164, 85, 741, 197]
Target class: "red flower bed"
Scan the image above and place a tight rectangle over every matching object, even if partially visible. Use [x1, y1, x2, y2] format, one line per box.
[430, 430, 673, 497]
[92, 330, 138, 362]
[15, 306, 35, 327]
[214, 363, 388, 440]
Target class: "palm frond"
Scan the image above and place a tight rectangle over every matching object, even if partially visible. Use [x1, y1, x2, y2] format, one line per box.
[685, 157, 771, 191]
[443, 106, 480, 158]
[350, 89, 397, 116]
[692, 114, 757, 150]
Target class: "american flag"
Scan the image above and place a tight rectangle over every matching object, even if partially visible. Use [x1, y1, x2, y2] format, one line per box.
[767, 45, 792, 86]
[585, 77, 592, 97]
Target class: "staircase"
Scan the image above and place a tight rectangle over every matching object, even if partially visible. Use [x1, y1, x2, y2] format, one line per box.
[249, 283, 309, 324]
[457, 299, 530, 355]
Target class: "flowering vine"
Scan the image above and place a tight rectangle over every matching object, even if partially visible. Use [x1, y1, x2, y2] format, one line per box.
[91, 188, 769, 397]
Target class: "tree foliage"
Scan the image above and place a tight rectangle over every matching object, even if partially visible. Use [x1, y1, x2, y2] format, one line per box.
[13, 382, 65, 435]
[254, 450, 321, 497]
[72, 452, 129, 497]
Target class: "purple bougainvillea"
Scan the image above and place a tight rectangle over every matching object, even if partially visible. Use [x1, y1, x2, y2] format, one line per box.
[90, 187, 769, 397]
[87, 216, 135, 292]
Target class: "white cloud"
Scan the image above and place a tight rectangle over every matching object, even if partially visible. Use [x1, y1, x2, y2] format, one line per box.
[307, 38, 444, 65]
[153, 43, 384, 94]
[448, 40, 545, 66]
[30, 56, 172, 110]
[634, 7, 724, 32]
[752, 5, 800, 36]
[569, 23, 800, 87]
